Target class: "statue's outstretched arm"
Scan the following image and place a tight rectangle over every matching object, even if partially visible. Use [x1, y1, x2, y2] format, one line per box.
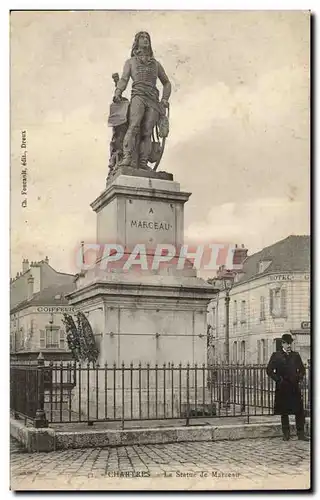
[158, 62, 171, 104]
[114, 59, 131, 98]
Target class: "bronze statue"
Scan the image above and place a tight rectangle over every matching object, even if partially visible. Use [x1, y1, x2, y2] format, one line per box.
[107, 73, 129, 176]
[107, 31, 171, 177]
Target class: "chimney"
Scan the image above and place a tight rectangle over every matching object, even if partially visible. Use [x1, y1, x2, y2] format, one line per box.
[22, 258, 29, 273]
[45, 256, 49, 264]
[27, 275, 34, 300]
[233, 245, 248, 267]
[216, 265, 226, 278]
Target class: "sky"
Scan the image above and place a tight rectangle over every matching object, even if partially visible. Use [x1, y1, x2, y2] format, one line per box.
[10, 10, 310, 276]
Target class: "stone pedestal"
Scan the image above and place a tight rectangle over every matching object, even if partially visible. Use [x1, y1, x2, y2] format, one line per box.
[91, 171, 189, 249]
[68, 273, 214, 367]
[67, 168, 216, 419]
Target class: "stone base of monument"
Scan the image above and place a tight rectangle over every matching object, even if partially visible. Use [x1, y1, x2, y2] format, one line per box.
[67, 171, 217, 420]
[68, 272, 214, 366]
[70, 379, 217, 422]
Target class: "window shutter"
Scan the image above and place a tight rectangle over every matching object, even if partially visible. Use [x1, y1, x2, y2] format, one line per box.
[54, 328, 59, 347]
[260, 296, 265, 320]
[241, 300, 245, 321]
[275, 337, 282, 352]
[241, 341, 246, 364]
[233, 341, 237, 363]
[281, 288, 287, 317]
[20, 327, 24, 349]
[59, 329, 65, 349]
[262, 339, 267, 363]
[269, 289, 273, 315]
[40, 329, 45, 348]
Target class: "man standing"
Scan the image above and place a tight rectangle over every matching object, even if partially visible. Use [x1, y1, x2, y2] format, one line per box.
[113, 31, 171, 169]
[266, 334, 309, 441]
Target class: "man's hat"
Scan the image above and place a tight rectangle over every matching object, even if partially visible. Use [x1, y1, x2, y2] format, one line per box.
[281, 333, 294, 344]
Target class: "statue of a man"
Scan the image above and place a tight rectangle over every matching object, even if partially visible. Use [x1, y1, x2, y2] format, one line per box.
[113, 31, 171, 170]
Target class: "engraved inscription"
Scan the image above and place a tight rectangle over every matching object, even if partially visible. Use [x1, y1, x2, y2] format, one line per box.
[130, 220, 172, 231]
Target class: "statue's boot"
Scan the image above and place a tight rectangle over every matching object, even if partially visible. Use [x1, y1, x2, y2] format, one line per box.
[118, 153, 132, 167]
[139, 158, 151, 170]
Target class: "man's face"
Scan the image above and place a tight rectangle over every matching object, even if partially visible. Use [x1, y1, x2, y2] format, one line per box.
[138, 33, 150, 49]
[282, 341, 292, 352]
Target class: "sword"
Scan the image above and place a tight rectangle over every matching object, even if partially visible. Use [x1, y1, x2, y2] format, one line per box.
[153, 103, 170, 171]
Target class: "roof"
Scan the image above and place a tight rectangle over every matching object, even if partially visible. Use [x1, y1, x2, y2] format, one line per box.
[10, 260, 74, 284]
[10, 282, 76, 314]
[236, 235, 310, 285]
[45, 262, 74, 277]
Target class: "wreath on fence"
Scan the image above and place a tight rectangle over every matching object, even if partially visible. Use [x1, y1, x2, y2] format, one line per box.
[62, 312, 99, 363]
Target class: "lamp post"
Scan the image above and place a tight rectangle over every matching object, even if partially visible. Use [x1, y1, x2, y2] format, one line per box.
[48, 313, 55, 349]
[223, 277, 234, 365]
[222, 277, 234, 407]
[209, 273, 234, 407]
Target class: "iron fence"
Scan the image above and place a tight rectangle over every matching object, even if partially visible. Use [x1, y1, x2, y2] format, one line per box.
[10, 359, 311, 428]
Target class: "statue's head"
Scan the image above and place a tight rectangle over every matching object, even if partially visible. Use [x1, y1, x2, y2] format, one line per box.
[131, 31, 153, 57]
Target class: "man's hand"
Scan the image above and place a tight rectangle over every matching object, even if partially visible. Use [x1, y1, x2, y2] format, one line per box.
[113, 89, 122, 103]
[160, 99, 169, 109]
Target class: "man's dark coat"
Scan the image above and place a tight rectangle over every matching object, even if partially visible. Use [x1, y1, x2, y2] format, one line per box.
[266, 350, 305, 415]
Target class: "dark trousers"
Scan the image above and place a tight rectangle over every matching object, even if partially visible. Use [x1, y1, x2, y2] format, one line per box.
[281, 410, 305, 436]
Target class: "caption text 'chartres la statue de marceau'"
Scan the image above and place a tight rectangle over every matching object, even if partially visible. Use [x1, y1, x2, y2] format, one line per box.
[107, 31, 171, 181]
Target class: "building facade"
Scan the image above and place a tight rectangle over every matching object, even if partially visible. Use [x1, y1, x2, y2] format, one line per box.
[10, 258, 76, 360]
[207, 236, 310, 364]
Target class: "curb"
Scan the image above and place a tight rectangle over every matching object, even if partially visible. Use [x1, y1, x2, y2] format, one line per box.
[10, 418, 311, 452]
[10, 418, 56, 452]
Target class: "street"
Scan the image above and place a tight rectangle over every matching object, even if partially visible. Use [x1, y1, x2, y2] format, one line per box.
[11, 436, 310, 491]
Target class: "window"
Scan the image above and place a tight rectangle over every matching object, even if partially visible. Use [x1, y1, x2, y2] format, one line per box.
[233, 300, 237, 324]
[240, 341, 246, 364]
[257, 339, 268, 363]
[212, 345, 216, 362]
[45, 327, 59, 348]
[220, 305, 225, 327]
[258, 260, 272, 274]
[260, 296, 266, 321]
[241, 300, 246, 323]
[18, 327, 24, 350]
[261, 339, 267, 363]
[59, 329, 65, 349]
[40, 329, 45, 349]
[212, 307, 216, 328]
[257, 339, 261, 364]
[274, 289, 281, 314]
[274, 337, 282, 352]
[233, 341, 238, 363]
[270, 288, 287, 318]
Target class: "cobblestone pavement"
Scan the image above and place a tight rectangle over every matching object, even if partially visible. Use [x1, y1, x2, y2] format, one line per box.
[10, 437, 310, 491]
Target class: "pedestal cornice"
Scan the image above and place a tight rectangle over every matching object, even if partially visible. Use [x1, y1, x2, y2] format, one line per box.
[91, 184, 191, 213]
